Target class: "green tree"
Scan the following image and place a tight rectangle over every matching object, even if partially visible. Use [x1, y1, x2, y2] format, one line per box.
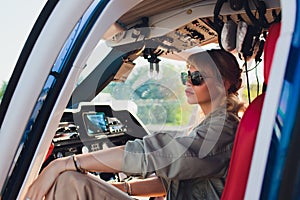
[102, 62, 194, 126]
[240, 84, 262, 105]
[0, 81, 8, 102]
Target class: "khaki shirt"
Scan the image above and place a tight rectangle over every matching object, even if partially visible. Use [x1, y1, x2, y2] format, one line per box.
[123, 107, 240, 200]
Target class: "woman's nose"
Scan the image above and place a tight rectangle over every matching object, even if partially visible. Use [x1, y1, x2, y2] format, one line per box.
[185, 77, 192, 86]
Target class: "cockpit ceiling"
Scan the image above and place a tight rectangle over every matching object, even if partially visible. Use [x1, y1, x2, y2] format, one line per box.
[119, 0, 206, 25]
[108, 0, 281, 63]
[118, 0, 281, 28]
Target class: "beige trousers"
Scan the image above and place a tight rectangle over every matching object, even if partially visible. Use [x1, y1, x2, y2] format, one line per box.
[45, 171, 134, 200]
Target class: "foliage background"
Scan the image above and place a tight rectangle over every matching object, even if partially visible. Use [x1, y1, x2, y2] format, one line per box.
[0, 81, 8, 102]
[102, 62, 196, 127]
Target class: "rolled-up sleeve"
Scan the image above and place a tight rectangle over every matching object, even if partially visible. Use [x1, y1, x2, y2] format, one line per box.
[122, 112, 238, 180]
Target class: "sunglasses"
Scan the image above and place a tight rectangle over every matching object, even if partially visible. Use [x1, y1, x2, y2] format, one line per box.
[181, 71, 206, 86]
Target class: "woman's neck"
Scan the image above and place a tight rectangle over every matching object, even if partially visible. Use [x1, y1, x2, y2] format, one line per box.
[200, 103, 212, 116]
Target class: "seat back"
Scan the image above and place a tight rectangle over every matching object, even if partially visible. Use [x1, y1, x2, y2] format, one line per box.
[221, 22, 281, 200]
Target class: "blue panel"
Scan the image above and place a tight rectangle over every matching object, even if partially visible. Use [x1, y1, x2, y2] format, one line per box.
[261, 1, 300, 199]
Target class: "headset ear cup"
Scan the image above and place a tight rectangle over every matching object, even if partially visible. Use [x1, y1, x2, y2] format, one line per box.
[236, 21, 248, 54]
[240, 25, 261, 60]
[221, 20, 237, 52]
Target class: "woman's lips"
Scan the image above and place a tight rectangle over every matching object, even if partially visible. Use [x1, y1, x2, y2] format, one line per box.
[185, 88, 194, 96]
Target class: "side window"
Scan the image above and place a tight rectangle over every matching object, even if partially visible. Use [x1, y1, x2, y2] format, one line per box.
[238, 59, 264, 106]
[0, 82, 8, 103]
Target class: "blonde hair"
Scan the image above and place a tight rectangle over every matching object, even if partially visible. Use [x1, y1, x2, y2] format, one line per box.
[187, 49, 244, 116]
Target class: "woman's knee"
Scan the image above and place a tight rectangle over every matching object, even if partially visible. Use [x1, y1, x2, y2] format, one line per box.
[57, 171, 77, 181]
[55, 171, 84, 188]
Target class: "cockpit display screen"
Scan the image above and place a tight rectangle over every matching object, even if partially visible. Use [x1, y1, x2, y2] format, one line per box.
[83, 112, 108, 135]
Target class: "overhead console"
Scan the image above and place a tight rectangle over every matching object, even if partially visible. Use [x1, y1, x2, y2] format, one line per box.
[47, 103, 149, 162]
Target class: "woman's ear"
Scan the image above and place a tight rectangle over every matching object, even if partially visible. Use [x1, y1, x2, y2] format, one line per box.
[223, 79, 231, 92]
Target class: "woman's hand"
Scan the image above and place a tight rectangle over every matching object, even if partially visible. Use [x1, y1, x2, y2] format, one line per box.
[110, 181, 127, 193]
[110, 176, 166, 197]
[25, 156, 74, 200]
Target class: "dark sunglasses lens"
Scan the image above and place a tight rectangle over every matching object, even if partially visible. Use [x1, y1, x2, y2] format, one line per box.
[181, 71, 204, 86]
[190, 71, 203, 85]
[181, 72, 188, 85]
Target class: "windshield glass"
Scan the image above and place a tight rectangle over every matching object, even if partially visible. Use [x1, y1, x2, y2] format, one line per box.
[98, 57, 198, 133]
[0, 0, 47, 102]
[79, 40, 199, 133]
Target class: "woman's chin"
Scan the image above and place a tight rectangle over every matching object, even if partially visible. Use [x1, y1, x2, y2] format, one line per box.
[186, 98, 197, 105]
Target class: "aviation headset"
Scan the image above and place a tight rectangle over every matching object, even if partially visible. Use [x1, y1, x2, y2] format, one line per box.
[213, 0, 281, 61]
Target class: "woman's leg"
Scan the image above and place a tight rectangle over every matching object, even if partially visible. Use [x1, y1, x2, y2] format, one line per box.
[45, 171, 134, 200]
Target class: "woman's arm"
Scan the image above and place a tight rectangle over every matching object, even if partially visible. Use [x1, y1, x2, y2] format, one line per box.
[74, 145, 125, 173]
[123, 113, 238, 180]
[26, 145, 125, 199]
[111, 176, 166, 197]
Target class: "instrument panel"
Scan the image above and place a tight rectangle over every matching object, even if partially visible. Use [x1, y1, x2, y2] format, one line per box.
[44, 103, 149, 166]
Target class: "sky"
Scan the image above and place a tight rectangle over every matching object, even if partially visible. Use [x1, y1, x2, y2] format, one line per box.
[0, 0, 47, 83]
